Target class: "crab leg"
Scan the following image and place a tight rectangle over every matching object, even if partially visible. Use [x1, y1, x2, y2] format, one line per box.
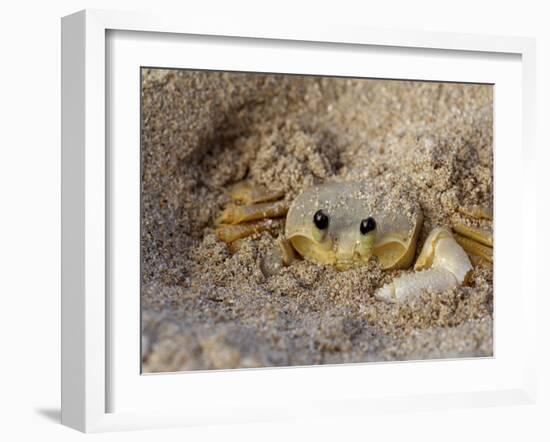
[452, 204, 493, 264]
[217, 200, 289, 225]
[451, 221, 493, 247]
[229, 181, 285, 204]
[216, 219, 284, 243]
[454, 233, 493, 263]
[467, 254, 493, 268]
[375, 228, 472, 303]
[458, 205, 492, 220]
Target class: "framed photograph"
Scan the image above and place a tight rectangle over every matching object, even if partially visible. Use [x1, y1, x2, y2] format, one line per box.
[61, 9, 537, 432]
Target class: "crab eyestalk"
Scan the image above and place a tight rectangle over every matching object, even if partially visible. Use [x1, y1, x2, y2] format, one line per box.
[311, 209, 329, 242]
[358, 217, 377, 259]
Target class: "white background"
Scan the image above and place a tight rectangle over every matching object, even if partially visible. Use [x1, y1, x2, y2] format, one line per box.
[0, 0, 547, 441]
[109, 29, 524, 417]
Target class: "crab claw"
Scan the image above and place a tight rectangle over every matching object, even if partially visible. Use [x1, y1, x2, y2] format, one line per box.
[375, 228, 472, 303]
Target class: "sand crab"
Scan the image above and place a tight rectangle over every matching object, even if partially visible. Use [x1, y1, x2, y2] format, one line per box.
[215, 181, 492, 302]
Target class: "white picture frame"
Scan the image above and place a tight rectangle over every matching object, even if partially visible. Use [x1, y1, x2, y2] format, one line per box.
[61, 9, 537, 433]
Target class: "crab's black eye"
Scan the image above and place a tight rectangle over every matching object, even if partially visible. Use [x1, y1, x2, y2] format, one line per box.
[313, 209, 329, 230]
[360, 217, 376, 235]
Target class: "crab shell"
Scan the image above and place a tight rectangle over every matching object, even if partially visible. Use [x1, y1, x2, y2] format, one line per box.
[285, 182, 423, 270]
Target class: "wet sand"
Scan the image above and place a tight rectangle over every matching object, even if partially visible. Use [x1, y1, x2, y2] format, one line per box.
[140, 69, 493, 372]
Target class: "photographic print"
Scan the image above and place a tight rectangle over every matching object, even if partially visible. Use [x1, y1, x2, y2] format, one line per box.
[140, 69, 493, 373]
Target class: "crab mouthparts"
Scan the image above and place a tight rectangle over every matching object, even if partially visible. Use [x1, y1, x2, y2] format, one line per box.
[333, 238, 367, 268]
[334, 257, 356, 270]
